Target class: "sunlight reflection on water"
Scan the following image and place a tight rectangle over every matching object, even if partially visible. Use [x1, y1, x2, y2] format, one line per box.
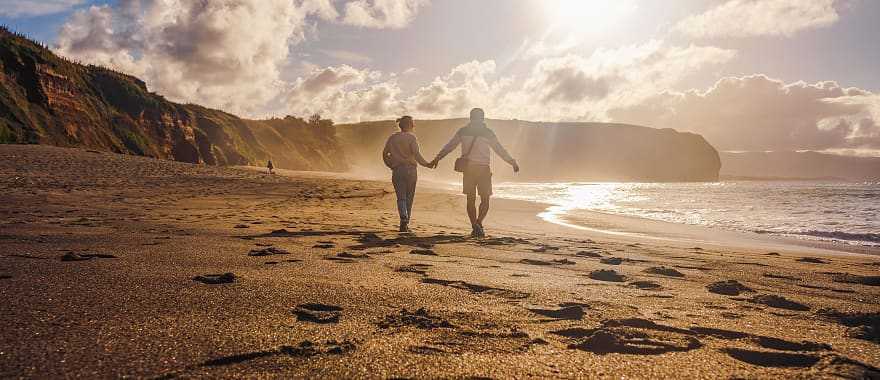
[493, 181, 880, 247]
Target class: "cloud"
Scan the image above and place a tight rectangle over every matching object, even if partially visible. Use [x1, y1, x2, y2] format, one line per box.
[285, 65, 404, 122]
[55, 0, 322, 116]
[0, 0, 82, 17]
[341, 0, 428, 29]
[404, 60, 511, 117]
[53, 0, 428, 117]
[675, 0, 840, 38]
[319, 49, 373, 63]
[608, 75, 880, 152]
[510, 41, 736, 121]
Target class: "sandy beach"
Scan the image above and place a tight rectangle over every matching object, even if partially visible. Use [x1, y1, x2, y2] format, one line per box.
[1, 145, 878, 379]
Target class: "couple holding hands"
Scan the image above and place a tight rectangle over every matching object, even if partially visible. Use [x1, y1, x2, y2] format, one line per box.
[382, 108, 519, 236]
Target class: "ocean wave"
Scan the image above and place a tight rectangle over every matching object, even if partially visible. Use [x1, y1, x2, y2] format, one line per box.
[495, 181, 880, 247]
[794, 230, 880, 243]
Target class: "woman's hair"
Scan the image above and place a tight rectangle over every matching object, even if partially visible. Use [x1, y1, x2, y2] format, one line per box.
[397, 115, 414, 130]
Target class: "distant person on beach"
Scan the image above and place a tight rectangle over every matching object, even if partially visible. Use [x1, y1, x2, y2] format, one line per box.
[267, 159, 274, 174]
[431, 108, 519, 238]
[383, 116, 434, 232]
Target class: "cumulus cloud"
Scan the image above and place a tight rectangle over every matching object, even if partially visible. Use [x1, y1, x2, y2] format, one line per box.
[404, 60, 512, 117]
[608, 75, 880, 152]
[509, 41, 736, 121]
[285, 65, 404, 122]
[341, 0, 428, 29]
[53, 0, 429, 117]
[675, 0, 840, 38]
[55, 0, 321, 116]
[0, 0, 82, 17]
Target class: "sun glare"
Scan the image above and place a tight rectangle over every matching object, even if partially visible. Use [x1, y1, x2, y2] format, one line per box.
[544, 0, 637, 35]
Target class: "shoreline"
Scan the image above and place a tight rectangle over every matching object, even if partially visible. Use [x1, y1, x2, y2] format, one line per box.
[257, 167, 879, 257]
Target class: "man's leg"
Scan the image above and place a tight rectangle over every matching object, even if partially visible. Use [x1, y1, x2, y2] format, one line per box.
[477, 194, 490, 227]
[474, 166, 492, 237]
[466, 193, 478, 228]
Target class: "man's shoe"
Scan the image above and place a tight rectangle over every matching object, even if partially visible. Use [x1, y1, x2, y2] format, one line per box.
[473, 225, 486, 238]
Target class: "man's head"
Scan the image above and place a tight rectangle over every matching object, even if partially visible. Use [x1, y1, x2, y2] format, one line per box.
[469, 108, 485, 123]
[397, 115, 414, 131]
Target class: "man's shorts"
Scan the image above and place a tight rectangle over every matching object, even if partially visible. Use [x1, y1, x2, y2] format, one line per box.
[463, 164, 492, 197]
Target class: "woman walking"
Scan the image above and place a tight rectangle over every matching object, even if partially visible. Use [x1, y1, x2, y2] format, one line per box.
[382, 116, 435, 232]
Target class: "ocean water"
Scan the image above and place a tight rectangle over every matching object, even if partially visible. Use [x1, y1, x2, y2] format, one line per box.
[493, 181, 880, 247]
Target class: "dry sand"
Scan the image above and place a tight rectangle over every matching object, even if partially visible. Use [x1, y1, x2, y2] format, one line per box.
[1, 145, 878, 379]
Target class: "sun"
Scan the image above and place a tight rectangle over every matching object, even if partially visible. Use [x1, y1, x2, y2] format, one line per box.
[543, 0, 637, 35]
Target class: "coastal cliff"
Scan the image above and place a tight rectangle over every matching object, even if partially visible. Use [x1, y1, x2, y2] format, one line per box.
[0, 27, 346, 171]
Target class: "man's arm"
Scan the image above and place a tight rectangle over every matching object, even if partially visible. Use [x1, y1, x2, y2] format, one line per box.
[434, 132, 461, 162]
[487, 132, 517, 167]
[410, 136, 432, 167]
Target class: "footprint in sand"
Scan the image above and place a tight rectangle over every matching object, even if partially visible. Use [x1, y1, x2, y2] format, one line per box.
[629, 281, 662, 290]
[721, 348, 819, 368]
[421, 278, 529, 299]
[588, 269, 627, 282]
[395, 263, 432, 275]
[61, 252, 117, 261]
[816, 309, 879, 343]
[763, 272, 798, 280]
[643, 266, 684, 278]
[551, 318, 701, 355]
[313, 243, 335, 249]
[202, 340, 356, 366]
[687, 326, 830, 352]
[797, 257, 829, 264]
[265, 259, 302, 265]
[193, 273, 236, 284]
[530, 245, 560, 253]
[336, 252, 369, 259]
[410, 249, 438, 256]
[575, 250, 603, 258]
[519, 258, 576, 266]
[293, 303, 343, 324]
[706, 280, 753, 296]
[377, 308, 454, 329]
[248, 247, 291, 256]
[746, 294, 810, 311]
[599, 257, 623, 265]
[831, 273, 880, 287]
[527, 304, 587, 320]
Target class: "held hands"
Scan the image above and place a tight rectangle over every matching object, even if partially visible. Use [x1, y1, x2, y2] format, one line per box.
[428, 158, 439, 169]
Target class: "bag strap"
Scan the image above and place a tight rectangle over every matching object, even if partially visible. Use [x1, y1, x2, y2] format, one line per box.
[462, 134, 477, 159]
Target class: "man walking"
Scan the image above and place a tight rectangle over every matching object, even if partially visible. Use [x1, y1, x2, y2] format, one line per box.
[431, 108, 519, 237]
[383, 116, 434, 232]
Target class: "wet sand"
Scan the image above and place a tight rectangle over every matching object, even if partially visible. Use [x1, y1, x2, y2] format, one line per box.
[1, 145, 878, 379]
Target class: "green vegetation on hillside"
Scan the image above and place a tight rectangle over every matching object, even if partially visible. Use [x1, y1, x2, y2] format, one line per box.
[0, 26, 347, 171]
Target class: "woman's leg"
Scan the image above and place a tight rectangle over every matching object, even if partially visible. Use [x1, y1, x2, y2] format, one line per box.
[406, 167, 417, 222]
[391, 168, 409, 224]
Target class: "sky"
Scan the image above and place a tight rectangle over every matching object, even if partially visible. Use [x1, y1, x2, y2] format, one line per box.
[1, 0, 879, 155]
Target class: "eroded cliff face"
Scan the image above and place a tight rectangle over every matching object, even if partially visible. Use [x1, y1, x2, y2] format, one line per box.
[339, 119, 721, 182]
[0, 28, 346, 172]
